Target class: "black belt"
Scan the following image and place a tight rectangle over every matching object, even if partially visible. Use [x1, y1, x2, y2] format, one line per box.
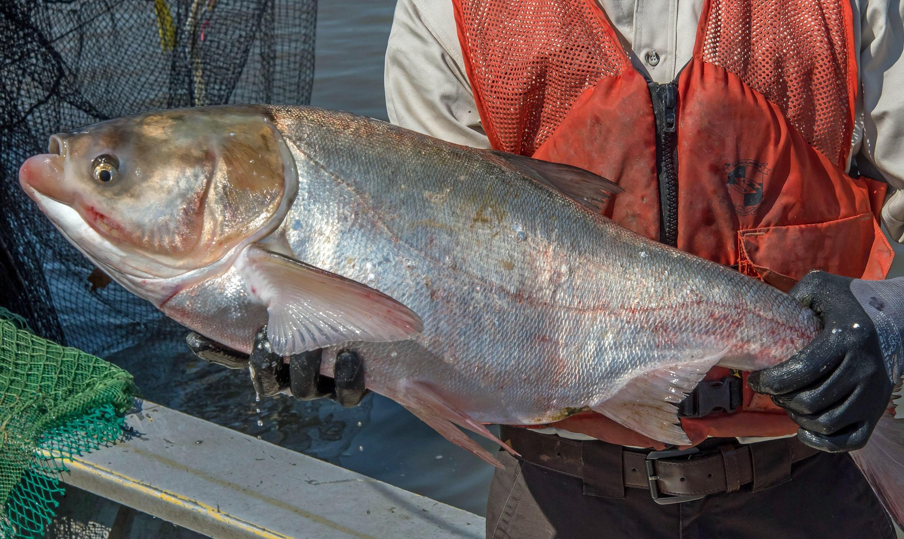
[499, 425, 820, 505]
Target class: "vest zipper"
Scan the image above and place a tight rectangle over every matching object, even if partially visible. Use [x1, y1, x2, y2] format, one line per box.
[649, 82, 679, 247]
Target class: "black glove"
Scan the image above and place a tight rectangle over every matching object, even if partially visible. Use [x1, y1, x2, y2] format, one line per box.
[186, 327, 368, 408]
[748, 271, 894, 452]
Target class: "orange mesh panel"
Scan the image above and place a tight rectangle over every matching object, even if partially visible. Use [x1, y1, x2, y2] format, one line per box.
[698, 0, 856, 168]
[455, 0, 630, 156]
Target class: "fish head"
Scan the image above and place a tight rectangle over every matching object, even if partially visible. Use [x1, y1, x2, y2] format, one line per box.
[18, 106, 296, 304]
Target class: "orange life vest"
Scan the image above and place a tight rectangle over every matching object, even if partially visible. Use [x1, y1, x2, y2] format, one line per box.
[453, 0, 895, 448]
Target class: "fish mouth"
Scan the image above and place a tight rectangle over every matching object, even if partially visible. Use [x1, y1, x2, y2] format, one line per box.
[19, 153, 71, 206]
[19, 135, 72, 203]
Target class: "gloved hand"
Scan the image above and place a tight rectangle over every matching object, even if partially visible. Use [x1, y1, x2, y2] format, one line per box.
[748, 271, 900, 452]
[186, 326, 368, 407]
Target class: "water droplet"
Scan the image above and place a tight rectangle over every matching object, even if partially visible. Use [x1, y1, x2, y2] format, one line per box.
[831, 328, 841, 334]
[195, 440, 203, 445]
[390, 351, 398, 358]
[257, 419, 264, 427]
[639, 251, 648, 258]
[517, 230, 527, 241]
[852, 323, 861, 329]
[359, 445, 364, 452]
[255, 394, 261, 403]
[229, 132, 235, 136]
[357, 421, 363, 427]
[435, 455, 443, 460]
[368, 273, 375, 281]
[255, 408, 261, 414]
[256, 435, 262, 440]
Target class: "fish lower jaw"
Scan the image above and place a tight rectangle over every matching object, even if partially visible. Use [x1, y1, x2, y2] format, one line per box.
[26, 190, 202, 306]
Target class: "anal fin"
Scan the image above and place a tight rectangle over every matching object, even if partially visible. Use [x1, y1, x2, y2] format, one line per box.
[592, 349, 729, 446]
[400, 380, 517, 468]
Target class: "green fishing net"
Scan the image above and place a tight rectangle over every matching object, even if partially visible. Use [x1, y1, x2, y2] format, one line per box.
[0, 307, 137, 539]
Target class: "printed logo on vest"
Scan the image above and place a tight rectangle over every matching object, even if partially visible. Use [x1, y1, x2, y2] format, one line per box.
[724, 160, 770, 216]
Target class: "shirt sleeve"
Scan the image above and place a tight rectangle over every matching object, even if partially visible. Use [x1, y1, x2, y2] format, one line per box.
[384, 0, 491, 148]
[856, 0, 904, 242]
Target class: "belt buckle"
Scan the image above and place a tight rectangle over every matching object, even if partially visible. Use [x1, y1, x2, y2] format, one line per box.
[677, 375, 743, 418]
[645, 447, 706, 505]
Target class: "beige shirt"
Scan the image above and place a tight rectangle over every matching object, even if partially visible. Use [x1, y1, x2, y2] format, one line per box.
[384, 0, 904, 242]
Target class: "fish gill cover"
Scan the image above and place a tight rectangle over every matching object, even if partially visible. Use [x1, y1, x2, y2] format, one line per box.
[0, 1, 317, 536]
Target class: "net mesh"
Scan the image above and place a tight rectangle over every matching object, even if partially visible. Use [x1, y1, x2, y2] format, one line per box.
[699, 0, 854, 168]
[0, 307, 138, 539]
[455, 0, 629, 156]
[0, 0, 318, 357]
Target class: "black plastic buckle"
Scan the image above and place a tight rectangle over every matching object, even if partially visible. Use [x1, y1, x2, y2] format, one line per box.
[677, 376, 743, 418]
[645, 447, 705, 505]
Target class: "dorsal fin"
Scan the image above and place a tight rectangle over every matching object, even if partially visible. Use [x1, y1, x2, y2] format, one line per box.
[486, 150, 624, 213]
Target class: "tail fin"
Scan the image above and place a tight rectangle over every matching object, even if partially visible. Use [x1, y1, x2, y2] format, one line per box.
[851, 402, 904, 530]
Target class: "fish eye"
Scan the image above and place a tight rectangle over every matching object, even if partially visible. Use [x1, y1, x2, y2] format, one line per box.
[92, 154, 119, 183]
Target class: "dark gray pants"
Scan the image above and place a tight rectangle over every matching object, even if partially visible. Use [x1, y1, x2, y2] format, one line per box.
[486, 449, 894, 539]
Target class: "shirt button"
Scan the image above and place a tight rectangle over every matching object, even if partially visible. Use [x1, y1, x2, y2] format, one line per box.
[645, 50, 661, 67]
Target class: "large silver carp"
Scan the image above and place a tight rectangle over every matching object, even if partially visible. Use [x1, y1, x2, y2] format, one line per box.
[18, 105, 825, 466]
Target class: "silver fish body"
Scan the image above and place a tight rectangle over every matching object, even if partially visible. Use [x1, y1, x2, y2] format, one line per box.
[20, 105, 820, 458]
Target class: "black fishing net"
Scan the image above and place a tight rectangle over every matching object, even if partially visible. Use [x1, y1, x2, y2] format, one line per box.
[0, 0, 318, 356]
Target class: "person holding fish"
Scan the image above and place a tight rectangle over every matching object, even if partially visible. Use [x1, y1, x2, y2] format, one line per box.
[378, 0, 904, 537]
[15, 0, 904, 538]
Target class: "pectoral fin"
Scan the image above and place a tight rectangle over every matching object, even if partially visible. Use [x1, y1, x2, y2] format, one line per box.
[592, 348, 730, 446]
[240, 245, 423, 356]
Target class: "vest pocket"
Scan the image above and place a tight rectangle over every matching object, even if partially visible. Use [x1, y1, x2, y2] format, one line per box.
[737, 213, 894, 292]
